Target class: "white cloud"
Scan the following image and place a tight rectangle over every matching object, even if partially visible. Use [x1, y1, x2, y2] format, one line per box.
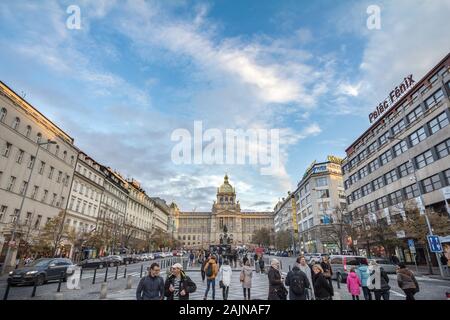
[338, 82, 361, 97]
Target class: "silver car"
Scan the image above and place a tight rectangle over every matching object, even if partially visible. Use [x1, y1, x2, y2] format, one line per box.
[369, 258, 397, 274]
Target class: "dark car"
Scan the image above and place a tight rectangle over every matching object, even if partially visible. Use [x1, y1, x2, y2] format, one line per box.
[8, 258, 74, 286]
[77, 258, 106, 269]
[103, 255, 123, 266]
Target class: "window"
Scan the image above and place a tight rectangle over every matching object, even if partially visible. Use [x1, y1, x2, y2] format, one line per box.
[76, 200, 81, 212]
[31, 186, 39, 199]
[16, 149, 24, 164]
[359, 166, 369, 179]
[352, 189, 362, 201]
[376, 196, 389, 210]
[7, 176, 16, 191]
[12, 117, 20, 130]
[0, 108, 6, 122]
[317, 189, 330, 198]
[379, 131, 390, 146]
[368, 141, 377, 154]
[389, 190, 403, 205]
[350, 173, 359, 184]
[398, 161, 414, 178]
[415, 150, 434, 169]
[36, 133, 42, 144]
[445, 169, 450, 185]
[57, 171, 63, 183]
[409, 127, 426, 146]
[25, 125, 32, 138]
[368, 159, 380, 173]
[393, 140, 408, 157]
[71, 155, 75, 166]
[51, 193, 57, 206]
[404, 184, 419, 199]
[3, 142, 12, 157]
[385, 169, 398, 184]
[380, 149, 393, 165]
[42, 190, 48, 202]
[55, 145, 60, 156]
[34, 215, 42, 229]
[424, 89, 445, 108]
[366, 201, 376, 212]
[361, 183, 372, 196]
[373, 176, 384, 191]
[19, 181, 28, 195]
[63, 151, 67, 161]
[422, 174, 442, 193]
[48, 166, 54, 179]
[347, 195, 353, 205]
[65, 175, 70, 187]
[0, 205, 7, 222]
[12, 209, 20, 223]
[392, 119, 405, 135]
[27, 156, 35, 169]
[428, 112, 449, 134]
[429, 67, 447, 83]
[316, 177, 328, 187]
[407, 106, 423, 123]
[38, 161, 45, 174]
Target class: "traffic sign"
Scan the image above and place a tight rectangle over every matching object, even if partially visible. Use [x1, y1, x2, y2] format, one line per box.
[427, 235, 443, 253]
[408, 239, 416, 254]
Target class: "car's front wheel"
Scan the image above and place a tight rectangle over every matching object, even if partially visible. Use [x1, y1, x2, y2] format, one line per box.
[98, 264, 104, 269]
[35, 274, 45, 286]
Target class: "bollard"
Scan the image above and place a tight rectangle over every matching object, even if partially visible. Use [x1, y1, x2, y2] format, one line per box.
[80, 268, 83, 280]
[57, 271, 64, 292]
[54, 292, 64, 300]
[115, 265, 119, 280]
[92, 267, 97, 284]
[100, 282, 107, 299]
[336, 277, 341, 289]
[289, 265, 291, 272]
[104, 266, 109, 282]
[31, 276, 38, 298]
[126, 275, 132, 289]
[140, 264, 143, 278]
[124, 266, 127, 278]
[3, 283, 10, 300]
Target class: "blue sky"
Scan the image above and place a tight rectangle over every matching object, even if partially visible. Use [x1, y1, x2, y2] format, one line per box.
[1, 0, 449, 211]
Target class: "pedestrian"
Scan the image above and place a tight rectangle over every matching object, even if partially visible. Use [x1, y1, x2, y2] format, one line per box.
[268, 259, 288, 300]
[312, 264, 333, 300]
[203, 255, 219, 300]
[164, 263, 197, 300]
[370, 260, 390, 300]
[320, 255, 334, 297]
[391, 254, 400, 265]
[397, 263, 419, 301]
[218, 259, 232, 300]
[218, 254, 223, 268]
[136, 263, 165, 300]
[189, 251, 195, 267]
[243, 254, 248, 267]
[440, 254, 449, 277]
[201, 254, 208, 282]
[356, 260, 372, 300]
[241, 260, 253, 300]
[297, 256, 315, 300]
[259, 255, 265, 274]
[254, 254, 260, 273]
[285, 260, 310, 300]
[346, 267, 361, 300]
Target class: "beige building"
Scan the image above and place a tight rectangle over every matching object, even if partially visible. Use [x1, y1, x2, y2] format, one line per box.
[174, 175, 274, 248]
[0, 81, 78, 268]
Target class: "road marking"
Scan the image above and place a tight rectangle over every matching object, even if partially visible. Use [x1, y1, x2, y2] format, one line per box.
[389, 289, 406, 297]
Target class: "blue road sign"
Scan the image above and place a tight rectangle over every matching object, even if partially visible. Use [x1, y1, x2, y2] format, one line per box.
[407, 239, 414, 247]
[427, 235, 443, 253]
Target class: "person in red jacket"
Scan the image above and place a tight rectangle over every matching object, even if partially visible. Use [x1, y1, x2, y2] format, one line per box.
[346, 268, 361, 300]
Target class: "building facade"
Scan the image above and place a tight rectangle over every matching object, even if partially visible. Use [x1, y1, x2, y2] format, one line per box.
[273, 193, 296, 233]
[295, 157, 347, 254]
[342, 53, 450, 261]
[174, 175, 274, 248]
[0, 81, 78, 267]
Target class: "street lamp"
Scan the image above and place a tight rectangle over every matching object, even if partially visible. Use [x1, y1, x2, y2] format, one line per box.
[1, 140, 57, 275]
[388, 135, 445, 278]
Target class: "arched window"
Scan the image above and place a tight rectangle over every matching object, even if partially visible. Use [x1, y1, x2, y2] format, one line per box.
[63, 151, 67, 160]
[12, 117, 20, 130]
[0, 108, 6, 122]
[55, 145, 60, 156]
[36, 133, 42, 144]
[46, 139, 52, 150]
[25, 125, 31, 138]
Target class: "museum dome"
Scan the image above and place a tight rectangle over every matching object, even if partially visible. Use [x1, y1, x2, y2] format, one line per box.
[218, 174, 235, 194]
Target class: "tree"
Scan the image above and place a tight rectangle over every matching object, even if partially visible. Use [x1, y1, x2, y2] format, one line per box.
[275, 230, 291, 250]
[319, 205, 351, 254]
[251, 228, 274, 247]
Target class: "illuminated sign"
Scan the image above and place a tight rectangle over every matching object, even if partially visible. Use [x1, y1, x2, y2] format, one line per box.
[327, 155, 344, 165]
[369, 74, 415, 124]
[312, 165, 327, 174]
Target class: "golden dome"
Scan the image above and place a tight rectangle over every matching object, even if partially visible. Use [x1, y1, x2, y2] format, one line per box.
[218, 174, 234, 194]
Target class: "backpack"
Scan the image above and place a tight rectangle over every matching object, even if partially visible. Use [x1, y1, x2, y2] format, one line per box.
[206, 263, 213, 277]
[290, 271, 305, 295]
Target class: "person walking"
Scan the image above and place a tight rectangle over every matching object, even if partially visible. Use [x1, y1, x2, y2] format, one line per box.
[356, 260, 372, 300]
[370, 261, 390, 300]
[255, 254, 260, 273]
[346, 268, 361, 300]
[259, 255, 266, 274]
[397, 263, 419, 301]
[241, 260, 253, 300]
[297, 256, 314, 299]
[285, 261, 310, 300]
[312, 264, 333, 300]
[203, 255, 219, 300]
[268, 259, 288, 300]
[218, 259, 232, 300]
[136, 263, 165, 300]
[200, 254, 209, 283]
[441, 254, 449, 277]
[233, 250, 238, 268]
[164, 263, 197, 300]
[391, 254, 400, 265]
[189, 251, 195, 268]
[320, 255, 333, 297]
[242, 253, 249, 267]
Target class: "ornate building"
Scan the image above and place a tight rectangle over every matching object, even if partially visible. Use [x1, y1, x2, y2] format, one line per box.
[174, 175, 274, 248]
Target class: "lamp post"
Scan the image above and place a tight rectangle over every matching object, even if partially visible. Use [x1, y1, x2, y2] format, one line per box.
[1, 140, 56, 275]
[388, 136, 445, 278]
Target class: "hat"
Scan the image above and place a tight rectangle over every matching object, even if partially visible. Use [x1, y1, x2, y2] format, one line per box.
[172, 263, 183, 270]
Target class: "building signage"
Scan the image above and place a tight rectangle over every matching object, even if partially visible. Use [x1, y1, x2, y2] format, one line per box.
[396, 230, 406, 238]
[369, 74, 415, 123]
[312, 164, 328, 174]
[327, 155, 344, 165]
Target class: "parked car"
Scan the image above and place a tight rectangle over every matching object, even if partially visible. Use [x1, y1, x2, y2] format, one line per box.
[369, 258, 397, 274]
[104, 255, 124, 266]
[329, 255, 369, 283]
[153, 252, 162, 259]
[78, 258, 106, 269]
[8, 258, 75, 286]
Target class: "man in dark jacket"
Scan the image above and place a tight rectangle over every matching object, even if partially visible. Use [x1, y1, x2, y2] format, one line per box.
[320, 256, 333, 297]
[164, 263, 197, 300]
[284, 265, 310, 300]
[136, 263, 164, 300]
[373, 266, 390, 300]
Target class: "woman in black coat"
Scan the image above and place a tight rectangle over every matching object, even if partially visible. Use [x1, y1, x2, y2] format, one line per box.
[267, 259, 287, 300]
[312, 264, 333, 300]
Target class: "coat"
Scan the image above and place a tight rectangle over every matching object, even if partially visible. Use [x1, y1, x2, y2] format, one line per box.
[136, 275, 165, 300]
[313, 272, 333, 300]
[284, 266, 310, 300]
[203, 259, 219, 280]
[298, 263, 315, 298]
[356, 265, 370, 287]
[164, 271, 197, 300]
[241, 265, 253, 289]
[320, 261, 333, 278]
[397, 268, 419, 291]
[268, 267, 287, 300]
[346, 272, 361, 296]
[218, 265, 232, 287]
[374, 267, 390, 292]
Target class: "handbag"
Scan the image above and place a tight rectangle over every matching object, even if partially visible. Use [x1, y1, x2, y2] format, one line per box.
[275, 285, 288, 300]
[219, 280, 224, 288]
[240, 271, 245, 282]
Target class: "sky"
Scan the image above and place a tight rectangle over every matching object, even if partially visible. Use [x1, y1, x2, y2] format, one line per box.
[0, 0, 449, 212]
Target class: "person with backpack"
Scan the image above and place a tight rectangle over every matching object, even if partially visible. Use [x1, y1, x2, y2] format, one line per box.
[346, 267, 361, 300]
[370, 260, 391, 300]
[297, 256, 315, 299]
[268, 259, 288, 300]
[241, 260, 253, 300]
[136, 263, 165, 300]
[164, 263, 197, 300]
[203, 255, 219, 300]
[356, 260, 372, 300]
[218, 259, 233, 300]
[397, 263, 419, 300]
[285, 262, 310, 300]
